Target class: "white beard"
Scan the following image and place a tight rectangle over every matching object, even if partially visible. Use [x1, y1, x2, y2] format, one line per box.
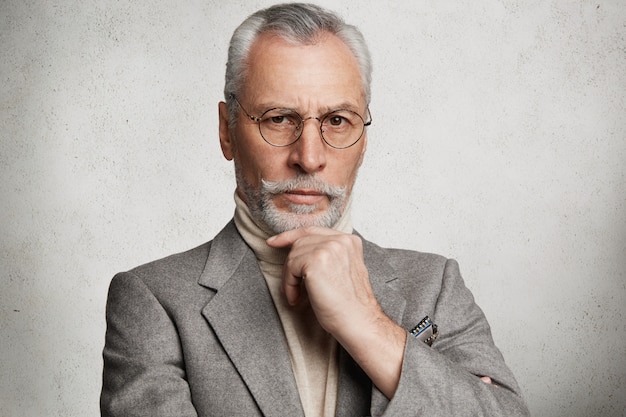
[237, 171, 347, 234]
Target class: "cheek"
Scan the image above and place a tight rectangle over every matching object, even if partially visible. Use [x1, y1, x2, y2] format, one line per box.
[337, 151, 365, 183]
[231, 130, 259, 171]
[234, 142, 283, 183]
[236, 150, 261, 180]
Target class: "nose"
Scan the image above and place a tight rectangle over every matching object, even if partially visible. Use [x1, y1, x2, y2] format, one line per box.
[287, 118, 327, 174]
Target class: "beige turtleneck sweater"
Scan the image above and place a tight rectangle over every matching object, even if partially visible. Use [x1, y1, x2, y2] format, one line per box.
[233, 193, 353, 417]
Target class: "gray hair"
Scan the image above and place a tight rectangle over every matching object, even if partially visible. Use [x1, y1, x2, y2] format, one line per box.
[224, 3, 372, 128]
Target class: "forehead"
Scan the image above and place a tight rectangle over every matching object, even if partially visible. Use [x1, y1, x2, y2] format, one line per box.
[241, 31, 365, 109]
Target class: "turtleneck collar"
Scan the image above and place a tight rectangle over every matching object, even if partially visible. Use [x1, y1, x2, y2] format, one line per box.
[233, 191, 354, 266]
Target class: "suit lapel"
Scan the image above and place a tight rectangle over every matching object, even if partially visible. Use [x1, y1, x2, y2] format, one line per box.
[199, 222, 304, 417]
[361, 237, 407, 324]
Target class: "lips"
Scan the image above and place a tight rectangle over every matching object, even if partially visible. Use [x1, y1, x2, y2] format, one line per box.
[282, 189, 326, 205]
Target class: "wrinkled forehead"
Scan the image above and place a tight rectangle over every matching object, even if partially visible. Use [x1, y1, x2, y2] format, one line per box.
[241, 31, 366, 109]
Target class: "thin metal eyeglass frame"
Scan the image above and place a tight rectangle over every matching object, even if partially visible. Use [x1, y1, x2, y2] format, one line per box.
[230, 94, 372, 149]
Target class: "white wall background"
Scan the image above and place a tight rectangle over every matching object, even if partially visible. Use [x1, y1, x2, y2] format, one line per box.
[1, 1, 625, 416]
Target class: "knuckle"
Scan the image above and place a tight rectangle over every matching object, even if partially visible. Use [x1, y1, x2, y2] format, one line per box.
[326, 239, 342, 249]
[301, 225, 318, 235]
[284, 257, 298, 272]
[338, 234, 362, 250]
[312, 247, 333, 263]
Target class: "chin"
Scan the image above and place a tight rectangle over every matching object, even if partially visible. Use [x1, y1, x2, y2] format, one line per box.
[259, 204, 341, 234]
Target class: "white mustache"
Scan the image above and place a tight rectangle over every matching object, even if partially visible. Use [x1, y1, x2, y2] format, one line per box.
[261, 175, 346, 199]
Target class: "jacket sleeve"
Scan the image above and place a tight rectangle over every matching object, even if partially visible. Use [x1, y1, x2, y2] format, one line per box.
[371, 258, 530, 417]
[100, 272, 199, 417]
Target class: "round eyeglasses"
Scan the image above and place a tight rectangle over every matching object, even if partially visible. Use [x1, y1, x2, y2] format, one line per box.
[231, 94, 372, 149]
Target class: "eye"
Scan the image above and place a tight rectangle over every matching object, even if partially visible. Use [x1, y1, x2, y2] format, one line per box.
[328, 115, 346, 126]
[261, 110, 299, 127]
[324, 111, 358, 129]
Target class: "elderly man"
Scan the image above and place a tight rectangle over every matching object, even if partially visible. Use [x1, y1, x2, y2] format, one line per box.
[101, 3, 529, 416]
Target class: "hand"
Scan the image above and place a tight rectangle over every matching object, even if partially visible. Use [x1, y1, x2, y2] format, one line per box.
[266, 226, 406, 398]
[266, 226, 378, 334]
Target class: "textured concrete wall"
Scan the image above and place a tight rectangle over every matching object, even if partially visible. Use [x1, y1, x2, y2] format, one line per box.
[1, 1, 625, 416]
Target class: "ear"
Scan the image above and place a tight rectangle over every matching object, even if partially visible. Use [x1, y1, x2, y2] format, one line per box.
[218, 101, 234, 161]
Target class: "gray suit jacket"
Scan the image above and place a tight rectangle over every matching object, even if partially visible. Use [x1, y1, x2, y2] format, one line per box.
[101, 221, 529, 416]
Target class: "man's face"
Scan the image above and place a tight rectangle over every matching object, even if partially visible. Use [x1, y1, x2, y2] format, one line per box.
[219, 31, 368, 233]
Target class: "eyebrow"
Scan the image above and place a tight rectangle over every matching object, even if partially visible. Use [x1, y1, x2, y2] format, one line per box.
[254, 101, 363, 115]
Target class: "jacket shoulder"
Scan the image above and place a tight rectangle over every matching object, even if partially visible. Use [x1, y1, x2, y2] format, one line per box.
[362, 237, 449, 279]
[121, 241, 212, 286]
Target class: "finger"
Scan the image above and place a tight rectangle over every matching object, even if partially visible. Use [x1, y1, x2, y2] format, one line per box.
[266, 229, 303, 248]
[267, 226, 336, 248]
[282, 269, 304, 306]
